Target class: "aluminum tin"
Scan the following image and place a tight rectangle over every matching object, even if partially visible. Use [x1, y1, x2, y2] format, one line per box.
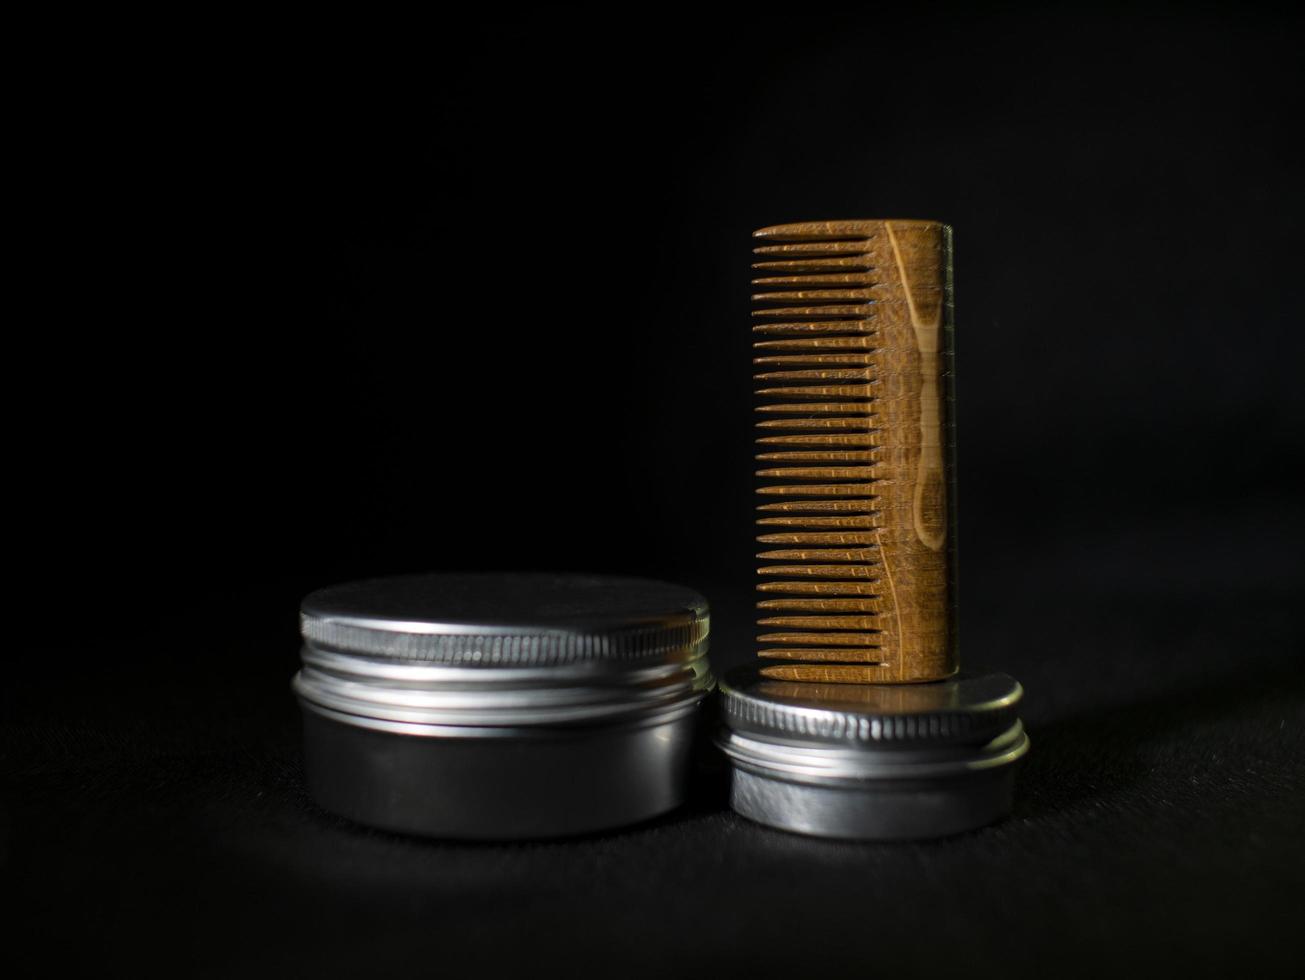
[294, 573, 713, 839]
[717, 665, 1028, 840]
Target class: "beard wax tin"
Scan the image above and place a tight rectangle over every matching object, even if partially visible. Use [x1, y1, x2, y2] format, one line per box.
[717, 665, 1027, 840]
[294, 573, 713, 839]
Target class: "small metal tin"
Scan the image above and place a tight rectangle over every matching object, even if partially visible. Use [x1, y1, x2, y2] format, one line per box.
[294, 573, 713, 839]
[717, 665, 1028, 840]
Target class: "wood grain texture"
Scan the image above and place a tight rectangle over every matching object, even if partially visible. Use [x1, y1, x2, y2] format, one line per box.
[752, 219, 957, 684]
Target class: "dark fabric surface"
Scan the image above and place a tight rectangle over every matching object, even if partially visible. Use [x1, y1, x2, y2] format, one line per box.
[5, 536, 1302, 979]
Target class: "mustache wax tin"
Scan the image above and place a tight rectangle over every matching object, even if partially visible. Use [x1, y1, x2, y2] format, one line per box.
[294, 573, 713, 839]
[717, 665, 1027, 840]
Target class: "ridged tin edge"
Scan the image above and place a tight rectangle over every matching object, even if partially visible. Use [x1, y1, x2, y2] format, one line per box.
[720, 668, 1022, 746]
[723, 695, 1018, 744]
[300, 615, 710, 667]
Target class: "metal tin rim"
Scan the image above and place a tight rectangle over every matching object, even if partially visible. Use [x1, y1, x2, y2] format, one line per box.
[297, 690, 708, 738]
[299, 573, 710, 668]
[716, 720, 1029, 785]
[293, 654, 714, 729]
[720, 664, 1022, 747]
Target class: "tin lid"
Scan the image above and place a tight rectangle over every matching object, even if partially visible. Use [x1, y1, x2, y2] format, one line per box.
[294, 574, 712, 732]
[300, 573, 709, 666]
[720, 664, 1022, 747]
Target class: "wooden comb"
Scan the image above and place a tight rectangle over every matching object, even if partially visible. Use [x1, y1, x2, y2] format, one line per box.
[753, 219, 956, 684]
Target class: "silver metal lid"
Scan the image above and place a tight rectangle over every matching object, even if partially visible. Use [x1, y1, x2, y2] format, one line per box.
[295, 574, 713, 734]
[300, 573, 709, 666]
[720, 665, 1022, 747]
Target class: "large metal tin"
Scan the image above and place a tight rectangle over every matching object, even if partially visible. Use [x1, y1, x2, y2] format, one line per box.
[717, 665, 1028, 840]
[294, 573, 713, 839]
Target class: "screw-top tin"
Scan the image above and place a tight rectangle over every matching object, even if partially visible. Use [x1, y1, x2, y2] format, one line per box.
[294, 573, 713, 839]
[717, 665, 1027, 840]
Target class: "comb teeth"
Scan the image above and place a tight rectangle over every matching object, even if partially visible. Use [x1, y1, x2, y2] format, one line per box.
[753, 219, 954, 683]
[755, 402, 874, 415]
[756, 515, 878, 529]
[756, 419, 876, 433]
[755, 548, 878, 561]
[758, 665, 893, 682]
[756, 499, 878, 512]
[754, 368, 875, 382]
[756, 385, 876, 401]
[752, 240, 873, 255]
[756, 433, 878, 446]
[752, 256, 874, 271]
[754, 466, 877, 480]
[755, 484, 879, 498]
[756, 532, 877, 544]
[754, 217, 880, 629]
[757, 615, 881, 629]
[756, 581, 880, 595]
[753, 305, 875, 319]
[752, 322, 877, 336]
[751, 273, 878, 287]
[753, 354, 876, 366]
[752, 288, 878, 304]
[754, 451, 877, 463]
[757, 598, 884, 612]
[753, 339, 877, 356]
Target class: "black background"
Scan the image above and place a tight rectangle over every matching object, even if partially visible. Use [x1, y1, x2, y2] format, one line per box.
[7, 6, 1304, 978]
